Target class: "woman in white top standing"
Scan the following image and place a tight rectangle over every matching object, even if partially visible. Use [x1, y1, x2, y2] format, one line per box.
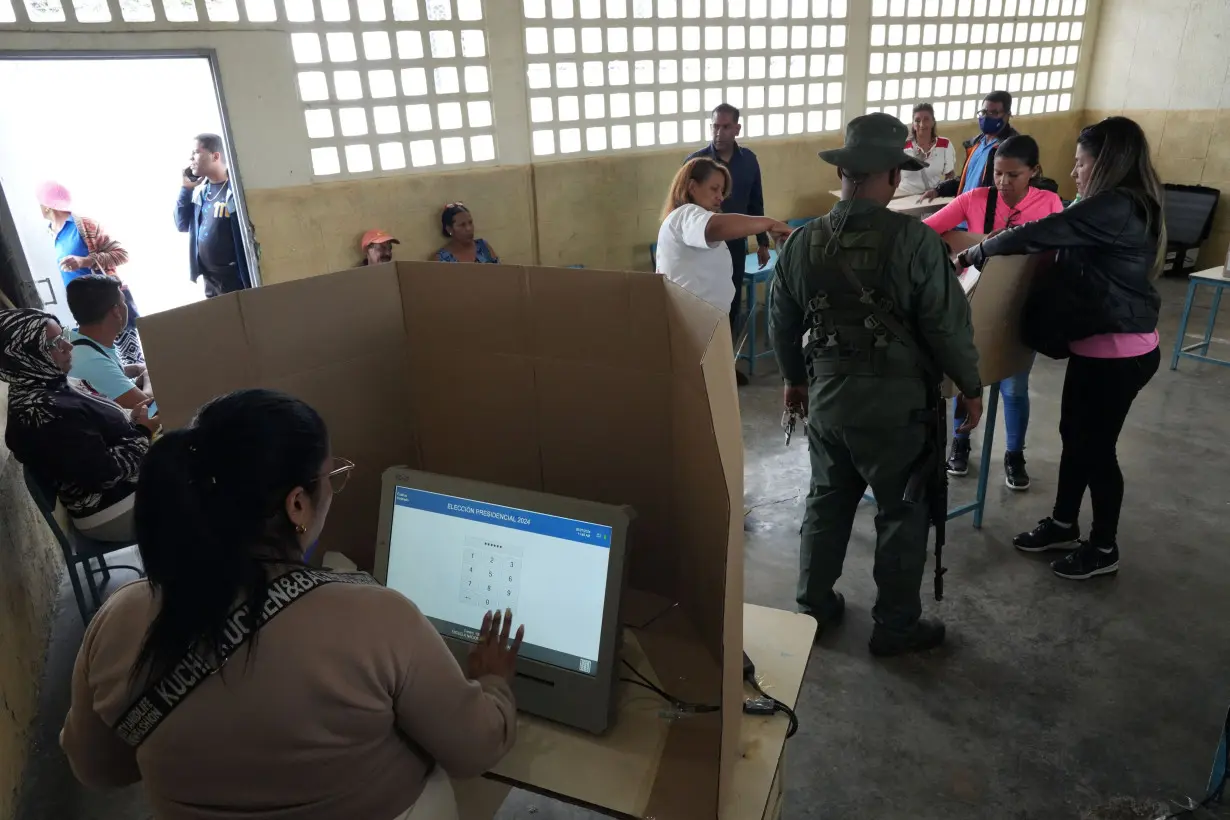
[898, 103, 956, 197]
[656, 157, 792, 314]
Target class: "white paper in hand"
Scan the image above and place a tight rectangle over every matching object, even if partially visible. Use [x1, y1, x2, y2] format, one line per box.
[959, 266, 982, 296]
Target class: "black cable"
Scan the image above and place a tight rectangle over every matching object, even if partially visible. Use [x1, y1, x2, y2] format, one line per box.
[622, 600, 679, 631]
[619, 659, 719, 714]
[746, 676, 799, 739]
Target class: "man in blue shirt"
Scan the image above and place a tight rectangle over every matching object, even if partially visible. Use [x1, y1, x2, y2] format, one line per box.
[65, 274, 152, 411]
[921, 91, 1019, 201]
[175, 133, 253, 298]
[686, 104, 771, 382]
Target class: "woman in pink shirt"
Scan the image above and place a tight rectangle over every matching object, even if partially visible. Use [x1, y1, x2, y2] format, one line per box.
[959, 117, 1164, 582]
[924, 135, 1063, 491]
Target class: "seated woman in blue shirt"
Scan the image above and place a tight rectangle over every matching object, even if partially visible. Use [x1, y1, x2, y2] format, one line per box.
[434, 203, 499, 264]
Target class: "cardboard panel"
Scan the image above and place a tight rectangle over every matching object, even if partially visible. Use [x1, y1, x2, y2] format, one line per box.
[139, 261, 740, 818]
[664, 284, 730, 392]
[137, 295, 257, 430]
[969, 254, 1041, 386]
[265, 352, 417, 569]
[408, 351, 542, 492]
[400, 262, 533, 359]
[237, 264, 406, 376]
[940, 231, 1041, 395]
[525, 267, 672, 373]
[533, 358, 675, 597]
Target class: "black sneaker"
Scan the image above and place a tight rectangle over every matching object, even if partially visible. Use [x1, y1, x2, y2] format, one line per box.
[1004, 450, 1031, 491]
[806, 592, 845, 641]
[946, 438, 971, 477]
[1013, 518, 1080, 552]
[869, 618, 946, 657]
[735, 370, 750, 386]
[1052, 542, 1119, 580]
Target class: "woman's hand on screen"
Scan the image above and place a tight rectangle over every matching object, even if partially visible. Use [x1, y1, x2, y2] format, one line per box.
[467, 608, 525, 682]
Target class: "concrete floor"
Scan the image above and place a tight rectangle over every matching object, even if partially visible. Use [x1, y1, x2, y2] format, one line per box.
[14, 277, 1230, 820]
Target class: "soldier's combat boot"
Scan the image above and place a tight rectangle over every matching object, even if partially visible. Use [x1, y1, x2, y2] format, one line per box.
[808, 592, 845, 642]
[869, 618, 946, 657]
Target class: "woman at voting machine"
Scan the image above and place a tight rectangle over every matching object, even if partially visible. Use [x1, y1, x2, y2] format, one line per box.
[924, 135, 1064, 490]
[60, 389, 525, 820]
[958, 116, 1164, 583]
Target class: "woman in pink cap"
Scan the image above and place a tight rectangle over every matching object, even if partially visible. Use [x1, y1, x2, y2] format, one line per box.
[36, 181, 144, 366]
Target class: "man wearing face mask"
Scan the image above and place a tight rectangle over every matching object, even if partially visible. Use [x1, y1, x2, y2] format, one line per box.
[919, 91, 1018, 202]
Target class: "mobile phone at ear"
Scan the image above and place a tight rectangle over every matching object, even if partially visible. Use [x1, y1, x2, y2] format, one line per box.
[184, 167, 201, 182]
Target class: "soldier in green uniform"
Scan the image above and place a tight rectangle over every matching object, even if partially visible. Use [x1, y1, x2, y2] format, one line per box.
[770, 113, 985, 657]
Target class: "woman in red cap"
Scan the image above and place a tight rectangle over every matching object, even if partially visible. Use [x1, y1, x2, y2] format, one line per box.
[36, 181, 145, 367]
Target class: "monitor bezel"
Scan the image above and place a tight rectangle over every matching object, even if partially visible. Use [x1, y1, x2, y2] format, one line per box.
[373, 466, 632, 734]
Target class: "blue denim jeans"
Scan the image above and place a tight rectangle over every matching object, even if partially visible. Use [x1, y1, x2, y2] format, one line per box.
[952, 356, 1035, 452]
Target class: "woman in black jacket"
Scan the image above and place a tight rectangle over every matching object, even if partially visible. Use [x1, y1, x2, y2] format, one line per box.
[959, 117, 1165, 581]
[0, 308, 159, 541]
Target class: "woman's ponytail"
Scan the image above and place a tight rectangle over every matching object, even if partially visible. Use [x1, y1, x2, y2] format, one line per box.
[132, 390, 329, 681]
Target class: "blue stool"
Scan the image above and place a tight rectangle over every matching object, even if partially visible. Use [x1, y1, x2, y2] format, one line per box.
[738, 220, 814, 375]
[738, 249, 778, 376]
[1171, 266, 1230, 370]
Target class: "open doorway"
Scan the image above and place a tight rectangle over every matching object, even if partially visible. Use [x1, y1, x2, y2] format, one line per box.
[0, 54, 254, 325]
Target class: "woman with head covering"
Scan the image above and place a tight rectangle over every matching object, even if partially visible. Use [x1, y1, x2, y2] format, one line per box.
[435, 202, 499, 263]
[36, 181, 145, 367]
[0, 308, 158, 542]
[60, 388, 522, 820]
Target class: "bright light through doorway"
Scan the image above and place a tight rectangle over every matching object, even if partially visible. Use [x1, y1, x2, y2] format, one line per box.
[0, 56, 230, 323]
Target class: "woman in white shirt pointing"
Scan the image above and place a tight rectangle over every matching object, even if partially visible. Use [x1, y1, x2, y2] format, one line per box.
[656, 157, 793, 314]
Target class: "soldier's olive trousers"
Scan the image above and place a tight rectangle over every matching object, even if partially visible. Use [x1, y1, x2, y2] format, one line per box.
[797, 420, 930, 634]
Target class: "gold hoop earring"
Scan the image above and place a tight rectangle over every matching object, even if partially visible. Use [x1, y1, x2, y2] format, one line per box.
[295, 524, 307, 535]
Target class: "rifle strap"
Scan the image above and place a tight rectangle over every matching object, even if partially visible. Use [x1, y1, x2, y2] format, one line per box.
[829, 252, 941, 381]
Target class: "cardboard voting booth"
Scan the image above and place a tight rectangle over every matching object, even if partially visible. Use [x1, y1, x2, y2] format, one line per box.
[940, 231, 1041, 395]
[137, 261, 746, 816]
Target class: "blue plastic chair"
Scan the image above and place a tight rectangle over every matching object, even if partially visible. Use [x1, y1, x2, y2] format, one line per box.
[738, 220, 817, 375]
[738, 249, 779, 375]
[23, 465, 144, 623]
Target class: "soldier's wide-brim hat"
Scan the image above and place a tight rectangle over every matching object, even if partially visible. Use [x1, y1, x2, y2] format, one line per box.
[818, 112, 927, 174]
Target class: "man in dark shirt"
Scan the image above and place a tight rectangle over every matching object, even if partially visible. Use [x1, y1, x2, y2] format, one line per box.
[175, 133, 252, 298]
[686, 104, 771, 312]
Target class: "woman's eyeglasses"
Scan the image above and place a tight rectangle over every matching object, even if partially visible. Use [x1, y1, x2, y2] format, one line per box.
[321, 457, 355, 494]
[42, 335, 72, 354]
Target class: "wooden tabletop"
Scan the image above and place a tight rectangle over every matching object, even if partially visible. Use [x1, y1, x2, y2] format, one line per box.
[454, 603, 816, 820]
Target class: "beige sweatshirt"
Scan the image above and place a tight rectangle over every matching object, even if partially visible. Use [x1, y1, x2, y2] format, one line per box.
[61, 576, 516, 820]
